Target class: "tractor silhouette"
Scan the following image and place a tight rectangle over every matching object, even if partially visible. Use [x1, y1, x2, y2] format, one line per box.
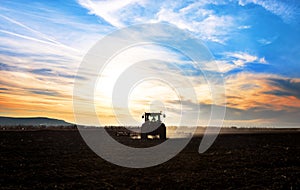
[141, 112, 166, 140]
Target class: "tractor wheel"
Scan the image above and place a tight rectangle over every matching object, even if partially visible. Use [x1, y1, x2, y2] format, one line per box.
[161, 131, 166, 140]
[141, 133, 147, 140]
[160, 123, 166, 140]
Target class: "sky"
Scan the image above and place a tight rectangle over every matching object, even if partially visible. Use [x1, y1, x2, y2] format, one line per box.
[0, 0, 300, 127]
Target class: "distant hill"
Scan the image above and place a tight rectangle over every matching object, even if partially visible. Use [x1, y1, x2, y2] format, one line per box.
[0, 116, 73, 127]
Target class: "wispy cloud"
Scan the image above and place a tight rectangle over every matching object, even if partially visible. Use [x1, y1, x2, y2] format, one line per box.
[77, 0, 236, 43]
[238, 0, 299, 24]
[156, 9, 234, 43]
[0, 2, 103, 122]
[225, 52, 267, 66]
[0, 15, 82, 54]
[203, 52, 267, 73]
[78, 0, 146, 27]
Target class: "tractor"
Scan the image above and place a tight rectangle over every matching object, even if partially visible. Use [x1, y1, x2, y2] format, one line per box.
[141, 112, 166, 140]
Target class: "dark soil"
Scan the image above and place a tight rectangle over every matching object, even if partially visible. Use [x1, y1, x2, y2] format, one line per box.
[0, 130, 299, 189]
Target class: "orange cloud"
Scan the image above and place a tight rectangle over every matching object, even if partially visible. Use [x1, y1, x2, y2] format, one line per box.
[0, 69, 74, 122]
[225, 72, 300, 111]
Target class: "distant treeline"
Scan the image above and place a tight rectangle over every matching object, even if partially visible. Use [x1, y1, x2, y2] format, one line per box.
[0, 125, 77, 131]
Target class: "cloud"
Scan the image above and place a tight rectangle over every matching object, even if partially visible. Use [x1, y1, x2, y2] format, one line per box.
[0, 3, 100, 114]
[0, 0, 299, 126]
[265, 78, 300, 99]
[258, 38, 272, 45]
[30, 68, 86, 80]
[77, 0, 236, 43]
[238, 0, 299, 24]
[29, 89, 60, 97]
[0, 62, 18, 71]
[77, 0, 146, 27]
[0, 15, 80, 53]
[225, 72, 300, 111]
[258, 57, 267, 64]
[219, 72, 300, 126]
[238, 25, 252, 29]
[152, 98, 300, 127]
[203, 52, 268, 73]
[0, 2, 106, 56]
[224, 105, 300, 126]
[225, 52, 267, 66]
[0, 68, 74, 121]
[228, 52, 257, 63]
[156, 9, 234, 43]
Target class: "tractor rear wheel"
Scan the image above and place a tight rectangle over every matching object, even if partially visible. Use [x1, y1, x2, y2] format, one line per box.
[160, 123, 166, 140]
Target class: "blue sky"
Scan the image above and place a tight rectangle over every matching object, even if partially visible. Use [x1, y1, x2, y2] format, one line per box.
[0, 0, 300, 127]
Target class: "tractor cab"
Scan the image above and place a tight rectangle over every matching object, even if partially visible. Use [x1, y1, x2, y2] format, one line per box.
[142, 112, 165, 123]
[141, 112, 166, 140]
